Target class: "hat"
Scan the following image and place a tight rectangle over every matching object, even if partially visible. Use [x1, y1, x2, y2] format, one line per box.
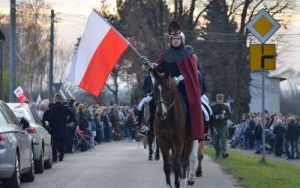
[216, 94, 224, 100]
[168, 20, 185, 44]
[168, 20, 181, 35]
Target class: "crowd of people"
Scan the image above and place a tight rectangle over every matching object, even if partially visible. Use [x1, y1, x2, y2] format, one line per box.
[34, 93, 300, 163]
[35, 93, 143, 162]
[229, 113, 300, 160]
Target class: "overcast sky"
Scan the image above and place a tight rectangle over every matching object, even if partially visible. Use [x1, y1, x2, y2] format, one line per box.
[1, 0, 300, 81]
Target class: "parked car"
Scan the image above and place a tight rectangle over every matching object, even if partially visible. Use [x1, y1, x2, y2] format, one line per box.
[0, 101, 35, 188]
[7, 103, 52, 174]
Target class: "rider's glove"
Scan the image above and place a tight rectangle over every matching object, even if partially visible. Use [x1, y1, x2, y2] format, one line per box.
[144, 96, 153, 103]
[140, 56, 158, 70]
[172, 75, 184, 85]
[172, 77, 179, 85]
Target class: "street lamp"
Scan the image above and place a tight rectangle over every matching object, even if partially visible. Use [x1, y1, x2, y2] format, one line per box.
[0, 28, 5, 100]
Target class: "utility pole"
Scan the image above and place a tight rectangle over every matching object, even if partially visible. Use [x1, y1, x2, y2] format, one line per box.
[49, 9, 55, 101]
[0, 29, 5, 100]
[9, 0, 16, 102]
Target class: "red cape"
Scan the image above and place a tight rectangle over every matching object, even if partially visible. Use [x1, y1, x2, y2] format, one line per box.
[159, 49, 204, 140]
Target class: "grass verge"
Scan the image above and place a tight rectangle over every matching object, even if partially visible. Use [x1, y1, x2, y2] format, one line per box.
[205, 147, 300, 188]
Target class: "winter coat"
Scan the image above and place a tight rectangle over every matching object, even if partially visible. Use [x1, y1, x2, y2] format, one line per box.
[254, 124, 262, 140]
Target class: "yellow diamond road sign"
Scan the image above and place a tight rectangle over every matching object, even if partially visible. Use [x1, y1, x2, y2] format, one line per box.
[253, 16, 273, 36]
[250, 44, 276, 71]
[246, 9, 281, 44]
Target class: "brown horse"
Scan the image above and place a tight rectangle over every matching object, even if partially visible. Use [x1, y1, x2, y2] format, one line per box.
[153, 70, 193, 188]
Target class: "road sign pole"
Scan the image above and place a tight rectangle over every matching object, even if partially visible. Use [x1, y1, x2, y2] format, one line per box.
[261, 70, 266, 163]
[261, 45, 266, 163]
[247, 9, 281, 164]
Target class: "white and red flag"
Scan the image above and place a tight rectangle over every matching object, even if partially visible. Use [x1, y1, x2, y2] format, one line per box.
[14, 86, 28, 103]
[68, 10, 129, 96]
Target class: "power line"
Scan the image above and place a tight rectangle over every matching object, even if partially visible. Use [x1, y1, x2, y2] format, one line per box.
[57, 22, 84, 31]
[56, 12, 88, 19]
[57, 17, 87, 24]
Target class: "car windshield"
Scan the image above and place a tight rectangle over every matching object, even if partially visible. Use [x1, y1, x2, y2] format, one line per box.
[0, 110, 7, 127]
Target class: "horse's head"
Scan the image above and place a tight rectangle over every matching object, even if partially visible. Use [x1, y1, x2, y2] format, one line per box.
[153, 64, 176, 121]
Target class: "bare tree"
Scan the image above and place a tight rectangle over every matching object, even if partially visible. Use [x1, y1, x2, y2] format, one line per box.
[53, 44, 73, 83]
[16, 0, 50, 95]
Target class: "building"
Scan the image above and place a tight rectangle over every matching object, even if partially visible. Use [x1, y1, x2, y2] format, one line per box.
[249, 72, 286, 113]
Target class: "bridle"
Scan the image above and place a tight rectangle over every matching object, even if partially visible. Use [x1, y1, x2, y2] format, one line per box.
[155, 80, 176, 111]
[156, 97, 175, 111]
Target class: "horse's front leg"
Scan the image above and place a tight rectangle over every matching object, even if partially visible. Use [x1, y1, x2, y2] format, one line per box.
[159, 140, 172, 187]
[172, 144, 184, 188]
[188, 140, 199, 185]
[180, 136, 193, 187]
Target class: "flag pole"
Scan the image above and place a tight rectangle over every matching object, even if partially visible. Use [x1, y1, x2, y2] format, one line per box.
[92, 9, 143, 58]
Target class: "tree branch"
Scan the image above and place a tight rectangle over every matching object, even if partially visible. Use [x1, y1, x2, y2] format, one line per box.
[248, 0, 264, 21]
[266, 2, 280, 14]
[271, 2, 290, 16]
[105, 84, 115, 93]
[174, 0, 178, 19]
[229, 0, 236, 16]
[192, 1, 212, 29]
[239, 0, 251, 34]
[188, 0, 196, 25]
[179, 0, 183, 18]
[229, 1, 245, 17]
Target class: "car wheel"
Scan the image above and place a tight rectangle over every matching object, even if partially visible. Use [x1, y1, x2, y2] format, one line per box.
[22, 148, 35, 182]
[3, 153, 21, 188]
[35, 148, 44, 173]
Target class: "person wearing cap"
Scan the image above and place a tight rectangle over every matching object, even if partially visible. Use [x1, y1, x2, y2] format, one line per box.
[211, 94, 230, 158]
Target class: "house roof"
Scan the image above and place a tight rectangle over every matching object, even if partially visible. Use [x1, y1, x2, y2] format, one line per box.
[269, 75, 287, 82]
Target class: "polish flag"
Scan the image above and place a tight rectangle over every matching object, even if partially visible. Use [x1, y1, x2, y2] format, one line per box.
[68, 10, 129, 96]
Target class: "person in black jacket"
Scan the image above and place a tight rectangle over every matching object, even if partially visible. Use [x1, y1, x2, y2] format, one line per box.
[48, 93, 73, 162]
[137, 64, 160, 161]
[77, 104, 89, 131]
[65, 99, 77, 153]
[42, 103, 54, 133]
[273, 118, 286, 157]
[253, 117, 262, 154]
[286, 118, 299, 159]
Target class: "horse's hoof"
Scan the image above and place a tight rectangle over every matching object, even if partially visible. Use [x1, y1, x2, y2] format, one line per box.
[187, 180, 195, 186]
[180, 178, 187, 187]
[195, 169, 202, 177]
[148, 155, 153, 161]
[155, 155, 160, 161]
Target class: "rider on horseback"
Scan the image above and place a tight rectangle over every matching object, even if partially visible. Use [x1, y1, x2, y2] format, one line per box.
[137, 64, 160, 161]
[141, 21, 207, 185]
[158, 21, 206, 142]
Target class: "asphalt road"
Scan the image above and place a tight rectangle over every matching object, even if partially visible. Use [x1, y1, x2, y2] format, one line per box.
[4, 141, 240, 188]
